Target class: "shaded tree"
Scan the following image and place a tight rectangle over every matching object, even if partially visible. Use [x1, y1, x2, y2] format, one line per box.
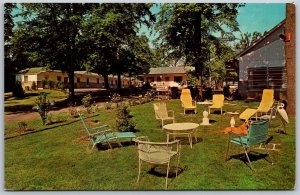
[81, 3, 155, 90]
[156, 3, 241, 97]
[4, 3, 16, 92]
[11, 3, 94, 101]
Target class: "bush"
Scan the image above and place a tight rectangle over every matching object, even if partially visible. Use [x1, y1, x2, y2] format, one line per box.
[116, 105, 135, 132]
[34, 92, 54, 125]
[81, 94, 93, 114]
[48, 80, 56, 89]
[68, 102, 79, 118]
[56, 82, 65, 90]
[18, 121, 28, 131]
[12, 81, 25, 98]
[31, 81, 37, 90]
[105, 102, 112, 110]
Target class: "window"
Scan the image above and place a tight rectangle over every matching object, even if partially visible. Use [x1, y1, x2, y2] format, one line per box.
[77, 78, 80, 83]
[157, 76, 162, 82]
[147, 77, 154, 82]
[86, 78, 89, 85]
[97, 78, 99, 84]
[174, 76, 182, 83]
[165, 77, 170, 81]
[247, 67, 287, 90]
[115, 80, 117, 85]
[57, 76, 61, 82]
[24, 76, 28, 83]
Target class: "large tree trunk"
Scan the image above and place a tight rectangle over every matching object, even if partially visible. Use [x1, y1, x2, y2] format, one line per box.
[103, 74, 110, 89]
[117, 72, 122, 91]
[285, 3, 295, 116]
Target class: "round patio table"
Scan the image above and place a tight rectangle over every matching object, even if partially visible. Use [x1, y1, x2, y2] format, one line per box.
[163, 122, 199, 149]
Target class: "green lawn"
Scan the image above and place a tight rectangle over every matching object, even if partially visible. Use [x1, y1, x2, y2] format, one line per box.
[5, 90, 68, 114]
[4, 99, 295, 190]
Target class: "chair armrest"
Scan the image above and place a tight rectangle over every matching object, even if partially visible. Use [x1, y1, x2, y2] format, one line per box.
[168, 110, 174, 117]
[89, 129, 112, 136]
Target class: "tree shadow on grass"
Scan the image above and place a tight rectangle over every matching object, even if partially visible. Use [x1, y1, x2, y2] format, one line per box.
[5, 118, 81, 140]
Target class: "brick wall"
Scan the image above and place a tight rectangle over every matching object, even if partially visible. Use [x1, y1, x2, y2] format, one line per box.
[285, 3, 296, 116]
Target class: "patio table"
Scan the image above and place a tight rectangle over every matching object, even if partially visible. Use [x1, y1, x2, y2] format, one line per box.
[163, 122, 199, 149]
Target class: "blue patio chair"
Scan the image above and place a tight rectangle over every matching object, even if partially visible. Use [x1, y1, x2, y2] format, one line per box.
[225, 120, 273, 171]
[78, 112, 136, 149]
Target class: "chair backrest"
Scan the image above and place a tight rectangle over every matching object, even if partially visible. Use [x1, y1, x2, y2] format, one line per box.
[136, 139, 180, 163]
[212, 94, 224, 107]
[78, 112, 92, 136]
[257, 89, 274, 113]
[181, 88, 191, 96]
[246, 120, 269, 146]
[153, 103, 168, 119]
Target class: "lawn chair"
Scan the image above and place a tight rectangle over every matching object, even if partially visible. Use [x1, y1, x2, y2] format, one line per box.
[208, 94, 224, 114]
[153, 103, 175, 128]
[78, 113, 136, 149]
[180, 89, 197, 114]
[135, 137, 181, 189]
[225, 120, 273, 171]
[239, 89, 275, 121]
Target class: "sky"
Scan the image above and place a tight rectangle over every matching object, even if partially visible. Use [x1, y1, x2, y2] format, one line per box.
[139, 3, 286, 46]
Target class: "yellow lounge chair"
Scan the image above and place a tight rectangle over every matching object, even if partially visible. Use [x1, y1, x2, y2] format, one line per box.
[209, 94, 224, 114]
[180, 89, 197, 114]
[153, 103, 175, 128]
[239, 89, 275, 121]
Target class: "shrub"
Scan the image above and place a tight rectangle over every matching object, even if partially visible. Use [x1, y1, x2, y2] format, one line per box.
[115, 105, 135, 132]
[56, 82, 65, 90]
[81, 94, 93, 114]
[12, 81, 25, 98]
[34, 92, 54, 125]
[68, 102, 79, 118]
[105, 102, 112, 110]
[48, 80, 56, 89]
[31, 81, 37, 90]
[18, 121, 28, 131]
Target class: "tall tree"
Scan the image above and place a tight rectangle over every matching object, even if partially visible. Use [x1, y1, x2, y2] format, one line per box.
[156, 3, 241, 97]
[4, 3, 16, 92]
[11, 3, 93, 101]
[81, 3, 155, 90]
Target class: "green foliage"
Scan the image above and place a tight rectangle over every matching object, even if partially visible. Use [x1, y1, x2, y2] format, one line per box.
[81, 4, 155, 90]
[156, 3, 241, 76]
[12, 81, 25, 98]
[35, 92, 52, 125]
[17, 121, 28, 131]
[115, 105, 136, 132]
[81, 94, 93, 114]
[56, 82, 65, 90]
[31, 81, 37, 90]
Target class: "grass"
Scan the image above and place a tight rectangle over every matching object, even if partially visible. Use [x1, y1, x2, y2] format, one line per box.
[4, 99, 295, 190]
[4, 89, 68, 114]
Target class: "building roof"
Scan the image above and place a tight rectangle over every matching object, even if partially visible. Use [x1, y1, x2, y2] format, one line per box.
[19, 67, 45, 74]
[147, 66, 195, 75]
[237, 19, 286, 58]
[75, 71, 99, 77]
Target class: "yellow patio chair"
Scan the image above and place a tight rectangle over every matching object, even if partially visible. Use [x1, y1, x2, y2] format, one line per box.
[135, 136, 181, 189]
[180, 88, 191, 97]
[181, 95, 197, 115]
[208, 94, 224, 114]
[153, 103, 175, 128]
[239, 89, 275, 121]
[180, 89, 197, 114]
